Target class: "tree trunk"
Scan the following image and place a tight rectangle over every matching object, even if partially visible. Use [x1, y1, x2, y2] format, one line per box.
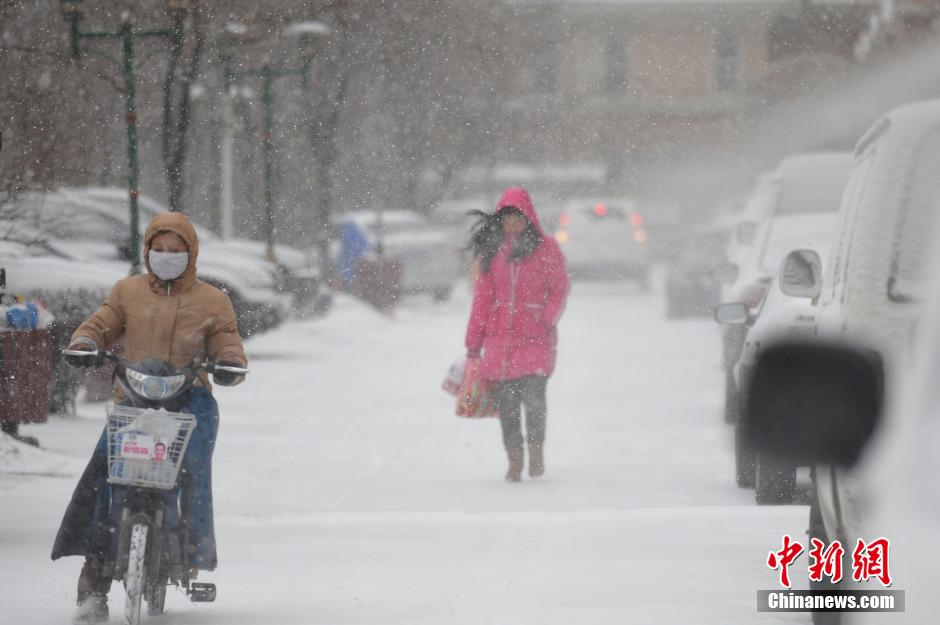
[162, 8, 205, 213]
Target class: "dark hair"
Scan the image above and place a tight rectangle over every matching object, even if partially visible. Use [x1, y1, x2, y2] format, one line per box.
[465, 210, 503, 273]
[465, 208, 542, 273]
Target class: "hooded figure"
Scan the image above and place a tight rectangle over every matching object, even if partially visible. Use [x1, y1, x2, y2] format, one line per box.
[55, 212, 246, 624]
[465, 188, 569, 482]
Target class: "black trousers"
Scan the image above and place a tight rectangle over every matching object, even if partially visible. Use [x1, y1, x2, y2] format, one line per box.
[493, 375, 548, 451]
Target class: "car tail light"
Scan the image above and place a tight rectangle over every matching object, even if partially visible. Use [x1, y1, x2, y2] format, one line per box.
[630, 211, 644, 227]
[559, 212, 572, 227]
[555, 230, 569, 244]
[593, 203, 608, 217]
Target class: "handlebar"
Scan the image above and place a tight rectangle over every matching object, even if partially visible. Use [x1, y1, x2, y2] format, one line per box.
[62, 349, 249, 375]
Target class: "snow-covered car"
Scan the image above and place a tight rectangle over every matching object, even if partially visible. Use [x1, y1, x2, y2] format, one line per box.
[0, 239, 124, 295]
[743, 98, 940, 625]
[716, 248, 829, 504]
[1, 190, 292, 336]
[546, 197, 649, 284]
[64, 187, 330, 315]
[333, 209, 461, 301]
[715, 152, 852, 424]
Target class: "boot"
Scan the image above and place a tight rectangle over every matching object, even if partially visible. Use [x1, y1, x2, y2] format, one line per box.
[505, 448, 524, 482]
[528, 443, 544, 478]
[74, 558, 111, 624]
[72, 594, 108, 625]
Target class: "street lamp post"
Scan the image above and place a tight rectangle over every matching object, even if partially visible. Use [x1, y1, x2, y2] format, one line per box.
[60, 0, 186, 274]
[225, 21, 329, 262]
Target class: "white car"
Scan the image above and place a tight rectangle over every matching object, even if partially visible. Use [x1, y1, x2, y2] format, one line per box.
[716, 248, 830, 504]
[0, 239, 124, 295]
[2, 190, 292, 336]
[744, 98, 940, 625]
[546, 197, 649, 284]
[334, 209, 461, 302]
[716, 152, 852, 424]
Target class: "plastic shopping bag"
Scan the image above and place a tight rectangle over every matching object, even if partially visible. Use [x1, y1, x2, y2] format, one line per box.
[442, 357, 498, 419]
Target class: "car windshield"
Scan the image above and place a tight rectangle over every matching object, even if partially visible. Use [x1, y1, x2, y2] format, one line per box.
[774, 172, 847, 215]
[888, 130, 940, 302]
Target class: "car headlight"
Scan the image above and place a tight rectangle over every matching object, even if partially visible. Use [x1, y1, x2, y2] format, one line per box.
[125, 368, 186, 400]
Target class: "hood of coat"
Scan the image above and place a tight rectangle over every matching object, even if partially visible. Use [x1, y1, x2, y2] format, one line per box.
[143, 212, 199, 293]
[496, 187, 544, 236]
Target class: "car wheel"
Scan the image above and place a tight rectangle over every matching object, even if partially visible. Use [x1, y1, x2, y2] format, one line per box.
[809, 489, 842, 625]
[635, 266, 651, 292]
[735, 419, 755, 489]
[723, 369, 737, 424]
[665, 285, 684, 318]
[431, 287, 452, 303]
[754, 452, 797, 504]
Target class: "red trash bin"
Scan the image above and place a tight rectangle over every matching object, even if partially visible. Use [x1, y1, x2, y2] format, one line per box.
[0, 328, 53, 425]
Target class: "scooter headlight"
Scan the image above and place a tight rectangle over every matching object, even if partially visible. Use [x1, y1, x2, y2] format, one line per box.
[125, 368, 186, 400]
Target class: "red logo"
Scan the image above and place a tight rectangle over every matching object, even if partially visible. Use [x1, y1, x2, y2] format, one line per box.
[851, 538, 892, 587]
[767, 536, 892, 588]
[767, 534, 804, 589]
[808, 538, 845, 584]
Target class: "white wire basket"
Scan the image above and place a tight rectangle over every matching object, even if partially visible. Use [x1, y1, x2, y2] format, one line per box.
[106, 404, 196, 489]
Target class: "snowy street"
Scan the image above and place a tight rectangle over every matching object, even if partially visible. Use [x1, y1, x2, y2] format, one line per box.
[3, 280, 810, 624]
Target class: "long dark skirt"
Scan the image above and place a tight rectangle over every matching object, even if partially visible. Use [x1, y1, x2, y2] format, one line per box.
[51, 387, 220, 570]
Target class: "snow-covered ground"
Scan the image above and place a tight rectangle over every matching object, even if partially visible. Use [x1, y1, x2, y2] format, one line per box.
[2, 280, 811, 624]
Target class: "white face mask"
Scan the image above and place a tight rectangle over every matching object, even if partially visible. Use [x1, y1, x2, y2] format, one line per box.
[149, 250, 189, 281]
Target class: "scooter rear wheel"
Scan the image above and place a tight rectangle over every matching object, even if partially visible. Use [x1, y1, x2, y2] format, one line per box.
[124, 523, 148, 625]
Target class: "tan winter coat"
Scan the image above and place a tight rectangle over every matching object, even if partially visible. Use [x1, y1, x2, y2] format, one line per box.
[71, 212, 247, 390]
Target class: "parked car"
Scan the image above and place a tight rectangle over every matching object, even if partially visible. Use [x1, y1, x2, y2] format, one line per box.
[715, 152, 852, 424]
[0, 238, 123, 294]
[333, 209, 461, 302]
[743, 98, 940, 625]
[65, 187, 331, 315]
[716, 248, 829, 503]
[664, 226, 729, 318]
[546, 197, 650, 284]
[2, 190, 292, 336]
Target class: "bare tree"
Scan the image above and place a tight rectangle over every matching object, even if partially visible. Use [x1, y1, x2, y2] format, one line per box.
[162, 4, 207, 213]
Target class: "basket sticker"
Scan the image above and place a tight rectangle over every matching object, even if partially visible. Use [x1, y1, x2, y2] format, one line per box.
[119, 432, 156, 460]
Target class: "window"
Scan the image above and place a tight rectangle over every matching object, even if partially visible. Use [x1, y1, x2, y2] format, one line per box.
[714, 29, 739, 92]
[605, 34, 630, 94]
[888, 128, 940, 302]
[828, 150, 875, 302]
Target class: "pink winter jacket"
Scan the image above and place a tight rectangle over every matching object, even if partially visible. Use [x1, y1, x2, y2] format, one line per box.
[465, 188, 569, 382]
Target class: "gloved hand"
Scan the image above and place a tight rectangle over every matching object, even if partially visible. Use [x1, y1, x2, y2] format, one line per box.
[64, 342, 103, 368]
[212, 361, 245, 387]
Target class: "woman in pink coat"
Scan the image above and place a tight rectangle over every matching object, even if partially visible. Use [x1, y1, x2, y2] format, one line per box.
[465, 188, 569, 481]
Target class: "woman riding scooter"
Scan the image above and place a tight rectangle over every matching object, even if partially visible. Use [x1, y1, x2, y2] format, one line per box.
[52, 212, 247, 624]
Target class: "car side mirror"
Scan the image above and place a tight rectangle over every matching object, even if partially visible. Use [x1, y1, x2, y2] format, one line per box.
[714, 302, 750, 325]
[736, 222, 757, 245]
[743, 341, 884, 467]
[712, 262, 739, 285]
[779, 249, 822, 299]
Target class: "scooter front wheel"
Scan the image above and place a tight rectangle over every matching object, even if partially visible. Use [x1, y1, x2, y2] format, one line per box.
[124, 523, 148, 625]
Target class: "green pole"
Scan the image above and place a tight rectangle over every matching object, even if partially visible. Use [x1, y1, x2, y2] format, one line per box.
[262, 65, 275, 261]
[121, 21, 142, 274]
